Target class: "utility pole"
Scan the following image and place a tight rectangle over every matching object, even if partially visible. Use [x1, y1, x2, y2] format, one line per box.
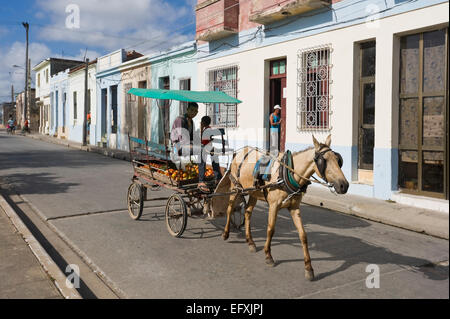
[82, 58, 89, 146]
[22, 22, 29, 126]
[27, 58, 31, 125]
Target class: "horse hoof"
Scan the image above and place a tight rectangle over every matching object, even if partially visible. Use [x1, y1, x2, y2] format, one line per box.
[222, 232, 229, 241]
[265, 257, 275, 267]
[305, 269, 315, 281]
[249, 245, 256, 253]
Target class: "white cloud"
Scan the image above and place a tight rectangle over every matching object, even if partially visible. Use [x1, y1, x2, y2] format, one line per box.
[35, 0, 195, 53]
[0, 41, 52, 103]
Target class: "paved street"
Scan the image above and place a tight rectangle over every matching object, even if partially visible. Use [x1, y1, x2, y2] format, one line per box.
[0, 131, 448, 299]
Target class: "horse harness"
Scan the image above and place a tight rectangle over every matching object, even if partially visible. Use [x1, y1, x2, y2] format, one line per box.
[313, 146, 343, 183]
[230, 148, 311, 202]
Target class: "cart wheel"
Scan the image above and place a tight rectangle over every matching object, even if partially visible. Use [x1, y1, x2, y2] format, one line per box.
[165, 194, 188, 238]
[230, 195, 246, 230]
[127, 181, 144, 220]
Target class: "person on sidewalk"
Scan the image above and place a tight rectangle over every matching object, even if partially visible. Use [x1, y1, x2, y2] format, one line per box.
[269, 105, 282, 155]
[22, 119, 30, 133]
[198, 116, 223, 192]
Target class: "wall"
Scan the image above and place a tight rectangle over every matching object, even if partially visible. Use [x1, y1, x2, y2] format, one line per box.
[67, 64, 97, 144]
[196, 0, 449, 200]
[120, 58, 151, 150]
[148, 43, 198, 145]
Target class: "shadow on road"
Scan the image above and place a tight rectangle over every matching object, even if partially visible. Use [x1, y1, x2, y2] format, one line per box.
[0, 172, 79, 195]
[207, 204, 448, 282]
[0, 149, 121, 171]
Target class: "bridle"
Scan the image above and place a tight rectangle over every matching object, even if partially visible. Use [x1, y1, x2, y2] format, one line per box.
[314, 147, 343, 183]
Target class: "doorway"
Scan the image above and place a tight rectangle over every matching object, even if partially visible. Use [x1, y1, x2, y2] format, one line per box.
[269, 59, 287, 152]
[101, 88, 107, 142]
[159, 76, 170, 145]
[358, 41, 376, 184]
[398, 28, 448, 199]
[138, 81, 147, 140]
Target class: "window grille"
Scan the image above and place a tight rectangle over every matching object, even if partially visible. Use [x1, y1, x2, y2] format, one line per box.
[206, 65, 239, 127]
[297, 45, 332, 131]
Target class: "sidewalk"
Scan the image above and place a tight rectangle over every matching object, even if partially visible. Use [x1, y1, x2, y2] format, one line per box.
[23, 132, 449, 239]
[0, 203, 62, 299]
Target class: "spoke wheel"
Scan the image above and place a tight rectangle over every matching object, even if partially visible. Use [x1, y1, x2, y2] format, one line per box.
[127, 181, 144, 220]
[165, 194, 188, 238]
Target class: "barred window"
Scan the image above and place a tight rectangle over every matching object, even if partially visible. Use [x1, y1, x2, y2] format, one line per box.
[297, 45, 332, 131]
[206, 65, 238, 127]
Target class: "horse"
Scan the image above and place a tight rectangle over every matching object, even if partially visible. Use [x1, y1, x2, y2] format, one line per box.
[218, 135, 349, 281]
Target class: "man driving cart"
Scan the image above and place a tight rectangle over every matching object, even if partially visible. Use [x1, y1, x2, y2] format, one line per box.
[170, 102, 222, 192]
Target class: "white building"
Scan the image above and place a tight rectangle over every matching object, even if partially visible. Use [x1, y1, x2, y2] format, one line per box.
[67, 60, 98, 145]
[195, 0, 449, 211]
[33, 58, 84, 135]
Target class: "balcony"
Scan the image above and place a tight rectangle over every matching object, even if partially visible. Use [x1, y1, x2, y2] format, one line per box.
[196, 0, 239, 42]
[249, 0, 331, 25]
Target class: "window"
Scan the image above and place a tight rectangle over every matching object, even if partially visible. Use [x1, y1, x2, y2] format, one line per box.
[206, 65, 238, 127]
[37, 73, 41, 87]
[73, 91, 77, 120]
[297, 45, 332, 130]
[46, 69, 49, 83]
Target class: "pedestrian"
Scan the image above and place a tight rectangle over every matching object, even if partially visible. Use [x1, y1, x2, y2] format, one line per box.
[269, 105, 282, 154]
[22, 119, 30, 133]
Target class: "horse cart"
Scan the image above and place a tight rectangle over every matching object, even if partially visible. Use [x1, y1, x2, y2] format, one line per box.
[125, 88, 245, 237]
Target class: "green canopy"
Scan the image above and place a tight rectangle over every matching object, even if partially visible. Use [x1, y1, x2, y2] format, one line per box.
[128, 88, 242, 104]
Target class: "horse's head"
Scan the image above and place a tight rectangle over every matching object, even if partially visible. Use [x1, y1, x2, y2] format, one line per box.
[312, 135, 349, 194]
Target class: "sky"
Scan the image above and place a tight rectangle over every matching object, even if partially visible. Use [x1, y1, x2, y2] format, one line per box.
[0, 0, 197, 103]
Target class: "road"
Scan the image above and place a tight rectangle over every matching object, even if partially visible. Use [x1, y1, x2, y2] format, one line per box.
[0, 131, 448, 299]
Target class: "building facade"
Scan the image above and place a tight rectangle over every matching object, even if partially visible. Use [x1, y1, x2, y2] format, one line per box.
[148, 42, 198, 146]
[67, 60, 98, 144]
[33, 58, 84, 135]
[119, 55, 151, 150]
[195, 0, 449, 210]
[15, 89, 38, 132]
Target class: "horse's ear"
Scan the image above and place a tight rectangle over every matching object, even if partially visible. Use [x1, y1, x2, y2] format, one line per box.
[325, 134, 331, 147]
[312, 135, 320, 150]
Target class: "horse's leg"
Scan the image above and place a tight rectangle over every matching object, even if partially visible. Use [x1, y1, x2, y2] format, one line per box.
[245, 195, 258, 253]
[289, 206, 314, 281]
[264, 203, 280, 266]
[222, 193, 237, 241]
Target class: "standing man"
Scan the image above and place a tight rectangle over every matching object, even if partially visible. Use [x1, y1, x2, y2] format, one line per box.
[269, 105, 282, 154]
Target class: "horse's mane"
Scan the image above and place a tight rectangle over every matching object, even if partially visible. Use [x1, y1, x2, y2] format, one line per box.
[293, 146, 314, 156]
[293, 143, 329, 156]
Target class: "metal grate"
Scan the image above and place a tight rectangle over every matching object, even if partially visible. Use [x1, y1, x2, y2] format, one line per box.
[206, 65, 239, 127]
[297, 44, 332, 131]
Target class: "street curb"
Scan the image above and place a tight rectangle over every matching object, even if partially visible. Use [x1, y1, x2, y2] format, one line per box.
[0, 195, 82, 299]
[20, 195, 129, 299]
[302, 193, 449, 240]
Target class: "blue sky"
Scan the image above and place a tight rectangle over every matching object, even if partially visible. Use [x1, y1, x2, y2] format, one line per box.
[0, 0, 197, 102]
